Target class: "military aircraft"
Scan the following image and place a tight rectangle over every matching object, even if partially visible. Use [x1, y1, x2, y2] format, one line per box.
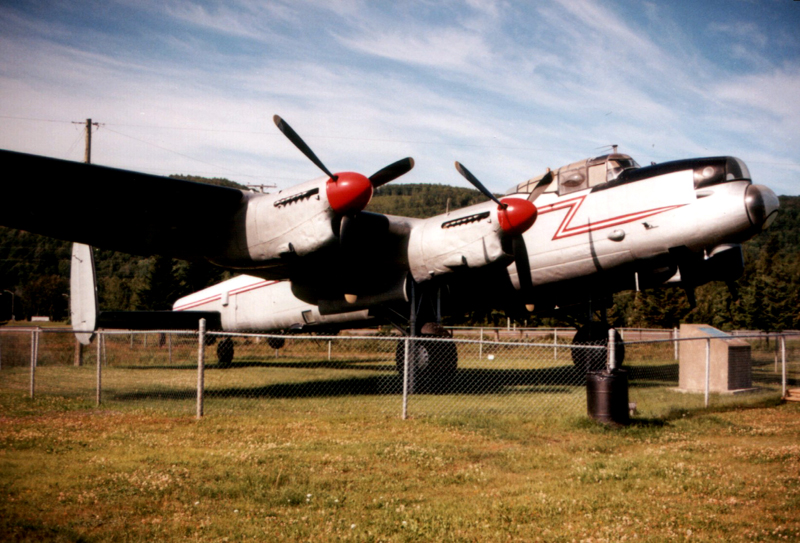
[0, 116, 780, 377]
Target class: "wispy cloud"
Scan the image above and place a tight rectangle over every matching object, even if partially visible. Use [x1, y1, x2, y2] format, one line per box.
[0, 0, 797, 195]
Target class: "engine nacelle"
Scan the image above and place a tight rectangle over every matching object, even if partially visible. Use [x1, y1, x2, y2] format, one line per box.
[244, 177, 339, 263]
[407, 202, 510, 283]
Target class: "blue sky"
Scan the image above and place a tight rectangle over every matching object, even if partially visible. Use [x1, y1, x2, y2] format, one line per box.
[1, 0, 798, 196]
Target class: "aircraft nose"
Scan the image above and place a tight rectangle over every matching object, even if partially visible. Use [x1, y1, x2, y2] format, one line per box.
[745, 184, 779, 231]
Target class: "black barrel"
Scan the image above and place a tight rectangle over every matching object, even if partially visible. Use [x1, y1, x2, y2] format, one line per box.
[586, 369, 630, 425]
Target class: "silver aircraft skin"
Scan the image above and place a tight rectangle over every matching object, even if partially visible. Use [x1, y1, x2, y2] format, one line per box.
[0, 116, 780, 342]
[172, 150, 779, 333]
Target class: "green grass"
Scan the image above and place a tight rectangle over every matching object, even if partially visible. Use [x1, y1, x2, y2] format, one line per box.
[1, 390, 799, 541]
[1, 332, 799, 541]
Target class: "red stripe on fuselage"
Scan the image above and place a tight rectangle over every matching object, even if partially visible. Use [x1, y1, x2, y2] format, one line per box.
[536, 194, 686, 241]
[173, 279, 279, 311]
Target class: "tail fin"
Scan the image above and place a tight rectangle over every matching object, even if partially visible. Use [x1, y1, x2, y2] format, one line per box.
[70, 243, 98, 345]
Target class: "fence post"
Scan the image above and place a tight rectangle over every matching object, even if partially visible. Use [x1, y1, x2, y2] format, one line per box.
[402, 337, 410, 420]
[29, 330, 37, 399]
[774, 335, 779, 373]
[608, 328, 617, 371]
[168, 333, 173, 365]
[479, 327, 483, 360]
[33, 328, 40, 367]
[673, 327, 679, 360]
[554, 328, 558, 360]
[704, 337, 711, 408]
[781, 334, 787, 399]
[197, 319, 206, 419]
[327, 340, 332, 361]
[96, 332, 102, 406]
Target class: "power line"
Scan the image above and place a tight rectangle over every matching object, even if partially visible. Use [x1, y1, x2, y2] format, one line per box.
[102, 126, 246, 176]
[4, 113, 799, 169]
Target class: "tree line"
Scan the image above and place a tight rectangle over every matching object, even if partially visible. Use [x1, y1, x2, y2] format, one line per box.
[1, 180, 797, 332]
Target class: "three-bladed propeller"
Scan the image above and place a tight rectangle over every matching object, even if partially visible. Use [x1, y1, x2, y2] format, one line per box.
[273, 115, 414, 215]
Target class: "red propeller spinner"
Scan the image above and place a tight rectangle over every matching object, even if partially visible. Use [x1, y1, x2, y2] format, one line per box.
[326, 172, 373, 215]
[497, 197, 538, 236]
[454, 162, 539, 236]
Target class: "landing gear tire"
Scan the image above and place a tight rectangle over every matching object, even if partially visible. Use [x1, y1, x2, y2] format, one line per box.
[571, 323, 625, 372]
[217, 337, 234, 368]
[395, 336, 458, 392]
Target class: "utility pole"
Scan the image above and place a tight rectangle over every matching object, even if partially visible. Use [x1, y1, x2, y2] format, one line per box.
[72, 118, 100, 164]
[85, 118, 92, 164]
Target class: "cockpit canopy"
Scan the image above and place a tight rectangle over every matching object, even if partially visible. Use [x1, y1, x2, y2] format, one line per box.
[511, 153, 641, 197]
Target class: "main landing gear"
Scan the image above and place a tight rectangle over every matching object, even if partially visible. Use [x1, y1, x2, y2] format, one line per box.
[391, 280, 459, 392]
[216, 337, 235, 368]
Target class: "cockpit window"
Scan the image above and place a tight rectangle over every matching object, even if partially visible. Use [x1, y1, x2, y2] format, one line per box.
[606, 157, 640, 182]
[726, 157, 750, 181]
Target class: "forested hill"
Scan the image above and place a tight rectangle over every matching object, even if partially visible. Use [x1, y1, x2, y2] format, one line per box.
[1, 181, 797, 330]
[367, 184, 484, 217]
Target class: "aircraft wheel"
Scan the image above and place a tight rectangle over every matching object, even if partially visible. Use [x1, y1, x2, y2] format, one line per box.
[395, 334, 458, 392]
[267, 336, 286, 349]
[217, 337, 234, 368]
[571, 323, 625, 372]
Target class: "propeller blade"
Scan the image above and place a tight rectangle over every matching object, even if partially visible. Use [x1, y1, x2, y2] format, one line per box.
[273, 115, 336, 180]
[454, 161, 504, 208]
[369, 157, 415, 188]
[528, 169, 552, 203]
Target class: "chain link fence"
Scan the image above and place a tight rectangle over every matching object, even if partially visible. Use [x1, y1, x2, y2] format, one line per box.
[1, 326, 797, 420]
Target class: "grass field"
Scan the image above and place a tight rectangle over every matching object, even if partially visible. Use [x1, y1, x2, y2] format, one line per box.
[1, 332, 799, 541]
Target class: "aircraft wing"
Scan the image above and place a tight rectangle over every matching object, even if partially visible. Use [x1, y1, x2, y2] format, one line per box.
[0, 150, 246, 260]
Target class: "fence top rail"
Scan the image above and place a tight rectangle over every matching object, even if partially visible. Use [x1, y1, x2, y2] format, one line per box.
[95, 329, 199, 336]
[205, 330, 607, 349]
[3, 327, 798, 345]
[622, 332, 800, 346]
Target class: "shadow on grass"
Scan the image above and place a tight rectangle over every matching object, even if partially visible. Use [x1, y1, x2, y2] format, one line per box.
[112, 358, 394, 372]
[108, 362, 683, 401]
[626, 363, 679, 383]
